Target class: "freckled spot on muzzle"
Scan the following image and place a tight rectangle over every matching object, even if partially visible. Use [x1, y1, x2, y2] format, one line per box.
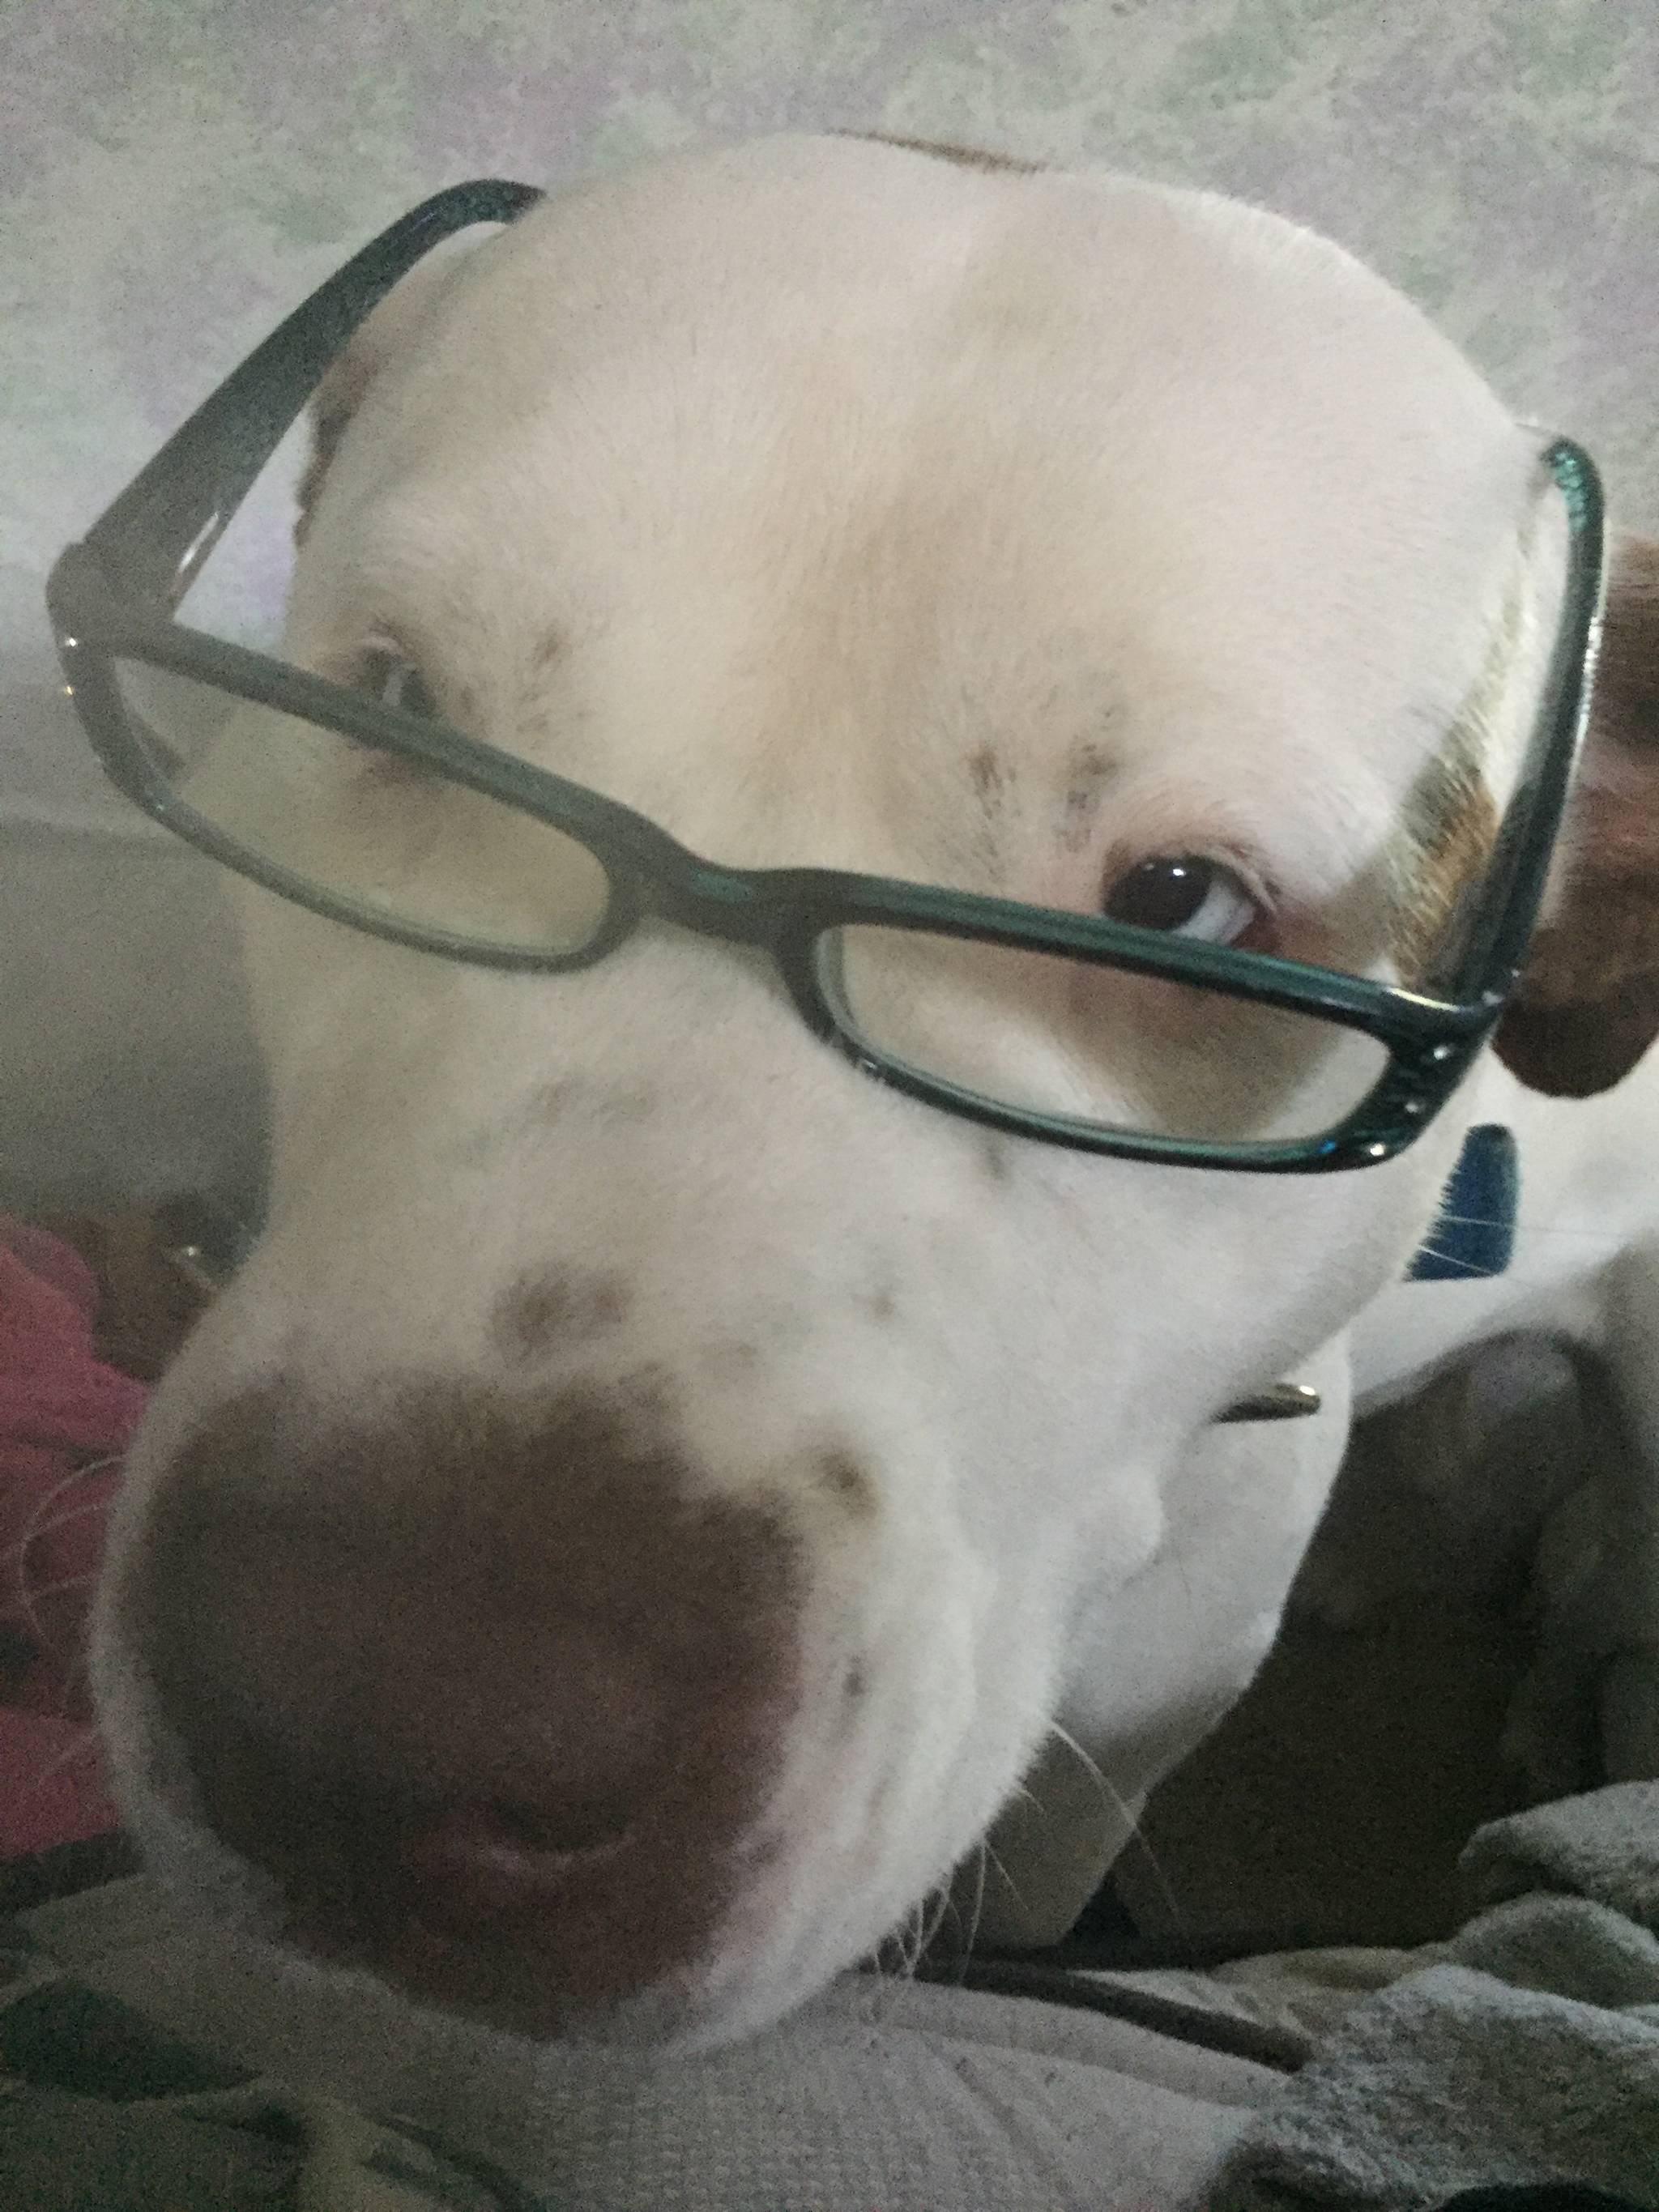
[816, 1451, 878, 1521]
[978, 1134, 1013, 1186]
[493, 1268, 632, 1360]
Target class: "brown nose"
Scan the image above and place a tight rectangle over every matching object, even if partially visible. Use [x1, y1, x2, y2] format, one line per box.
[115, 1380, 801, 2035]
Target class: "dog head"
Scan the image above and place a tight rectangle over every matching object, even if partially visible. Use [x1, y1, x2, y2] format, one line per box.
[91, 135, 1658, 2048]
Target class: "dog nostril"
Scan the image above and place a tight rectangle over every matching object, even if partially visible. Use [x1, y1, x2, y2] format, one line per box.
[394, 1800, 637, 1938]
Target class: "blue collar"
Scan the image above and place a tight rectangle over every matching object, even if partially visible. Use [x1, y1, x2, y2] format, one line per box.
[1406, 1123, 1518, 1283]
[1221, 1121, 1518, 1421]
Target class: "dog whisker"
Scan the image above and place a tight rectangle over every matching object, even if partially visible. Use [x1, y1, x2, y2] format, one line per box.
[0, 1493, 114, 1568]
[12, 1484, 107, 1652]
[15, 1571, 98, 1608]
[1047, 1720, 1189, 1940]
[12, 1723, 103, 1810]
[957, 1838, 989, 1967]
[9, 1461, 111, 1571]
[1010, 1775, 1043, 1813]
[919, 1869, 961, 1966]
[868, 1897, 924, 1988]
[1435, 1211, 1624, 1251]
[6, 1457, 125, 1643]
[901, 1899, 927, 1980]
[979, 1833, 1030, 1924]
[1171, 1546, 1196, 1621]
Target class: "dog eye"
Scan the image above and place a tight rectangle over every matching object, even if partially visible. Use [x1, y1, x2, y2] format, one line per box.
[359, 641, 441, 722]
[1103, 856, 1259, 944]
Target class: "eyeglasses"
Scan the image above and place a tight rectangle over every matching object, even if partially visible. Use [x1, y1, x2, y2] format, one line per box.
[48, 181, 1606, 1174]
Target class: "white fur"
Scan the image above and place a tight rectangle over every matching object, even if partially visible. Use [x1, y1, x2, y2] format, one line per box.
[92, 134, 1659, 2051]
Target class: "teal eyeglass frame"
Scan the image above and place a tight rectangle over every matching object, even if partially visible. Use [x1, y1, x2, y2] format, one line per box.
[48, 180, 1607, 1174]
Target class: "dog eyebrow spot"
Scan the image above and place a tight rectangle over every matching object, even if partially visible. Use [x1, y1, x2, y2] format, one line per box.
[1061, 739, 1119, 848]
[979, 1134, 1014, 1186]
[969, 744, 1010, 812]
[816, 1452, 878, 1520]
[493, 1269, 632, 1360]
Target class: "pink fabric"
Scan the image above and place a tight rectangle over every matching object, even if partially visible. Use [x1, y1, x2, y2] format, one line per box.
[1, 1217, 147, 1859]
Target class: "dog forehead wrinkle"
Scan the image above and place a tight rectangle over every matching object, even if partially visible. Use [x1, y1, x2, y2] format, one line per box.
[298, 157, 1535, 923]
[383, 173, 1385, 504]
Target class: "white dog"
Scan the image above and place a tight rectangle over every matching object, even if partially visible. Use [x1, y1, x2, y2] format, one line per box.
[87, 134, 1659, 2052]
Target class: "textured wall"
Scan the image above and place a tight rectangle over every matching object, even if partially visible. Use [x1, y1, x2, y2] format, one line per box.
[4, 0, 1657, 1199]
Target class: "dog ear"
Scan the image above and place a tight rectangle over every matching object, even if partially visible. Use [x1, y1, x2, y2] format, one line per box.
[295, 242, 481, 543]
[1493, 533, 1659, 1097]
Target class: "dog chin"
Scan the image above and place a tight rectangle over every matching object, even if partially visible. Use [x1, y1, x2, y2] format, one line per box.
[106, 1711, 953, 2053]
[126, 1794, 911, 2053]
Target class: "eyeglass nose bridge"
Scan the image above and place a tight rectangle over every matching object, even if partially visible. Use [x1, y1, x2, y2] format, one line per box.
[592, 838, 822, 975]
[579, 839, 864, 1089]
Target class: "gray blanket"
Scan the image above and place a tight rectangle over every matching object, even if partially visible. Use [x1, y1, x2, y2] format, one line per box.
[1213, 1782, 1659, 2210]
[9, 1786, 1657, 2210]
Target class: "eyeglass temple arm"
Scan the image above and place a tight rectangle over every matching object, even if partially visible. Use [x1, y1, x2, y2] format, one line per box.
[84, 178, 543, 610]
[1441, 437, 1606, 997]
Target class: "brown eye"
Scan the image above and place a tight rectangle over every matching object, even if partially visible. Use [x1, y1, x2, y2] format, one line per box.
[360, 641, 440, 722]
[1104, 856, 1259, 944]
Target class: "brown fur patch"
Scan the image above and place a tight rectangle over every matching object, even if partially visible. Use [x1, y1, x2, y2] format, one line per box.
[1392, 735, 1500, 988]
[493, 1269, 631, 1360]
[817, 1451, 878, 1520]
